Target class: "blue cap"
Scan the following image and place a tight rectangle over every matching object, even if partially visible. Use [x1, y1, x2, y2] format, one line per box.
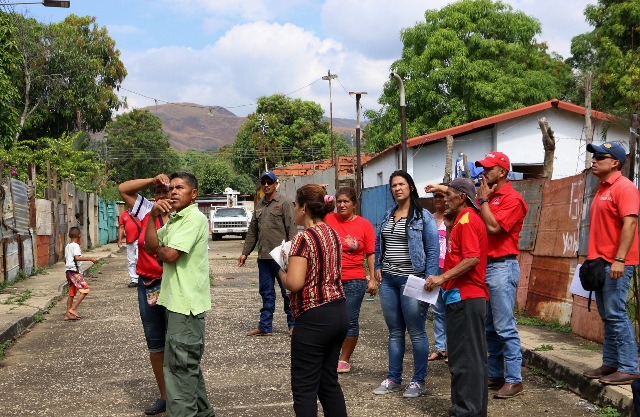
[586, 142, 627, 167]
[260, 171, 278, 182]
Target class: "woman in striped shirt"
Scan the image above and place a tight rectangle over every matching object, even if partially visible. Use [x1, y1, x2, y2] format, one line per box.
[372, 170, 440, 399]
[279, 184, 348, 417]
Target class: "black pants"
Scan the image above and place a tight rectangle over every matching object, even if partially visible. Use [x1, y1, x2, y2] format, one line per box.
[446, 298, 488, 417]
[291, 298, 349, 417]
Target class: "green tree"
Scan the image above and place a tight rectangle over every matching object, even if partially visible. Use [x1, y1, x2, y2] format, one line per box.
[105, 109, 180, 186]
[17, 14, 127, 140]
[232, 94, 331, 175]
[567, 0, 640, 115]
[181, 148, 256, 195]
[0, 13, 20, 148]
[364, 0, 572, 152]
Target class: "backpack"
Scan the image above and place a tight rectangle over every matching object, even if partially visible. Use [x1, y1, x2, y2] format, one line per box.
[579, 257, 606, 312]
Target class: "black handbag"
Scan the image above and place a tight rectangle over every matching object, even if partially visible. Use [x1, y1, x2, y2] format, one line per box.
[579, 257, 606, 312]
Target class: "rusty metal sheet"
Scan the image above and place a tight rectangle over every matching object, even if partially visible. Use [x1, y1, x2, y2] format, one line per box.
[35, 199, 53, 236]
[511, 179, 545, 251]
[532, 173, 585, 257]
[10, 179, 30, 235]
[578, 172, 600, 256]
[36, 235, 50, 268]
[4, 236, 19, 282]
[516, 251, 533, 311]
[525, 256, 576, 325]
[571, 295, 604, 343]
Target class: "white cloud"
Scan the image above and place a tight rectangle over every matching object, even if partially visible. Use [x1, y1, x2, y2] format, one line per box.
[120, 21, 391, 120]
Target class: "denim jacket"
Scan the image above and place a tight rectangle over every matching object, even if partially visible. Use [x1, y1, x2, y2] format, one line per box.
[374, 205, 440, 278]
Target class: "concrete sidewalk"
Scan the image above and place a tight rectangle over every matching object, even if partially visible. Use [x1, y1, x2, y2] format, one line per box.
[0, 243, 633, 415]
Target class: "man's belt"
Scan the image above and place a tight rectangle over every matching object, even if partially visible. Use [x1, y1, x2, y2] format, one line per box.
[488, 255, 517, 263]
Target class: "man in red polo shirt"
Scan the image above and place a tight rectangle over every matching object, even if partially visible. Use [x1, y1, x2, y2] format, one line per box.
[475, 151, 527, 399]
[581, 142, 640, 385]
[425, 178, 489, 417]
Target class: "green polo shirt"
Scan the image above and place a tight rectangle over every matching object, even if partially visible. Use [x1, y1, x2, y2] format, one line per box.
[157, 204, 211, 316]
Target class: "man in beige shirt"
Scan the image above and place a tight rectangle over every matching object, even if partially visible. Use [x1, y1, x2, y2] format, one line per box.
[238, 171, 297, 336]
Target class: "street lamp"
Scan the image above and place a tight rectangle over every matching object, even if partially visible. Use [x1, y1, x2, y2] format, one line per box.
[349, 91, 367, 215]
[390, 73, 407, 172]
[1, 1, 70, 7]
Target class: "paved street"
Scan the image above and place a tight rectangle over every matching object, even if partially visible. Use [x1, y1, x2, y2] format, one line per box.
[0, 238, 601, 416]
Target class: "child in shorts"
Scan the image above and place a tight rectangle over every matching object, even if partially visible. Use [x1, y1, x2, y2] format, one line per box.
[64, 227, 98, 321]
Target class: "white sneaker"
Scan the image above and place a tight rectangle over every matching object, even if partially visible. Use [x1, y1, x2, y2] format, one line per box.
[372, 379, 402, 395]
[403, 381, 426, 398]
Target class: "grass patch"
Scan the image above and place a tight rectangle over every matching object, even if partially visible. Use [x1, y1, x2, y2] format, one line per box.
[515, 311, 572, 333]
[3, 289, 32, 305]
[85, 258, 106, 276]
[533, 344, 554, 352]
[596, 405, 622, 417]
[33, 313, 44, 323]
[0, 340, 11, 361]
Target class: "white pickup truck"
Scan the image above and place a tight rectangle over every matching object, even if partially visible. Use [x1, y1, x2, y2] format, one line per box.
[210, 207, 251, 241]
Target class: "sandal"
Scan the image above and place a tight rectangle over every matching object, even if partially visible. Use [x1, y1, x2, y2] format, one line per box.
[428, 350, 447, 361]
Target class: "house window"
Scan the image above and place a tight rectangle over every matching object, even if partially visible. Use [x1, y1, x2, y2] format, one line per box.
[377, 172, 383, 186]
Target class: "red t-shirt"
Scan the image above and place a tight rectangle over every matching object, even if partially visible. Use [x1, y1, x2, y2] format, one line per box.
[136, 213, 164, 279]
[324, 212, 375, 280]
[587, 171, 639, 264]
[484, 182, 527, 258]
[289, 223, 344, 318]
[441, 207, 489, 302]
[119, 211, 141, 244]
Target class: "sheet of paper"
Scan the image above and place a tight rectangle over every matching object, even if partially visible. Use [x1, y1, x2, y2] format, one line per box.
[269, 240, 292, 270]
[402, 274, 440, 305]
[569, 264, 595, 300]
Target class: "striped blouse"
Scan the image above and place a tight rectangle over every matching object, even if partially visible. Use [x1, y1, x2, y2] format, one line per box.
[381, 217, 415, 277]
[289, 223, 345, 318]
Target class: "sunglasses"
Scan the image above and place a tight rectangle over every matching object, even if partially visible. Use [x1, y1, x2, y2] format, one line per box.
[592, 153, 615, 161]
[261, 180, 275, 186]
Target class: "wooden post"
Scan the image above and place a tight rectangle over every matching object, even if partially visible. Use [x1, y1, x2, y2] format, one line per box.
[462, 153, 470, 178]
[444, 135, 454, 183]
[584, 72, 593, 169]
[538, 117, 556, 179]
[629, 114, 638, 181]
[46, 161, 52, 200]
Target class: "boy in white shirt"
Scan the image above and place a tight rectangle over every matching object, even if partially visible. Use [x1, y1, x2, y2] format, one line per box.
[64, 227, 97, 320]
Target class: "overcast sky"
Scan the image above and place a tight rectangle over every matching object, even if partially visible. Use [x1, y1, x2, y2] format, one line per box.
[22, 0, 595, 120]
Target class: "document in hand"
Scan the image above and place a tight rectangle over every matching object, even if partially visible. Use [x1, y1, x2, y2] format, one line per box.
[269, 240, 292, 271]
[402, 274, 440, 305]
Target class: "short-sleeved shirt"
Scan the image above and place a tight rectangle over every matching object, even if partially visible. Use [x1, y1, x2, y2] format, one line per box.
[438, 220, 446, 269]
[119, 210, 141, 244]
[587, 171, 639, 264]
[484, 181, 527, 258]
[289, 223, 344, 318]
[157, 204, 211, 316]
[131, 195, 163, 279]
[441, 207, 489, 304]
[242, 192, 296, 259]
[324, 212, 375, 280]
[65, 242, 82, 271]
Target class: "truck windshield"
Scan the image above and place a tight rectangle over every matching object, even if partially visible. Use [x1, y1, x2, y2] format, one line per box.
[213, 208, 246, 218]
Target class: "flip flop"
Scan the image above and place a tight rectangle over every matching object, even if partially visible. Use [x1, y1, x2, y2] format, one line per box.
[67, 311, 82, 319]
[428, 351, 447, 361]
[64, 314, 80, 321]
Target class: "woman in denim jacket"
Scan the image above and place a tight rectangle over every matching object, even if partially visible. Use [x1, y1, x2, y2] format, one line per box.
[372, 170, 439, 398]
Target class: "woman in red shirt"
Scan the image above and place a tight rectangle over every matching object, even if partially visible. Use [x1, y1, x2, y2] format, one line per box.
[325, 187, 377, 373]
[279, 184, 348, 417]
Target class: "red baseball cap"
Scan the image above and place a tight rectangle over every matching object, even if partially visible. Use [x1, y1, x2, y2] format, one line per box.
[475, 152, 511, 171]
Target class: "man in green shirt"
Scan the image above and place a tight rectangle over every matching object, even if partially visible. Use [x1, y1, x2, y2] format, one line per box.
[144, 171, 215, 417]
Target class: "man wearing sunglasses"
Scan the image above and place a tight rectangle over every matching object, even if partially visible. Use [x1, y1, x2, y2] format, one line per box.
[238, 171, 296, 336]
[582, 142, 640, 385]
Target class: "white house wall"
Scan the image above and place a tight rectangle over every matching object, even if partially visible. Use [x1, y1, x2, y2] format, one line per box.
[363, 107, 630, 191]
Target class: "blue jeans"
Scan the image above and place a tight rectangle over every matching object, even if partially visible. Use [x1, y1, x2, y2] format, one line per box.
[137, 276, 167, 353]
[596, 264, 638, 374]
[432, 290, 447, 352]
[485, 258, 522, 383]
[258, 259, 294, 333]
[343, 279, 367, 337]
[379, 272, 429, 384]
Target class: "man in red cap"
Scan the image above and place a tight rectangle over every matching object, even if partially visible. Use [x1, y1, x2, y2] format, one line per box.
[582, 142, 640, 385]
[475, 151, 528, 399]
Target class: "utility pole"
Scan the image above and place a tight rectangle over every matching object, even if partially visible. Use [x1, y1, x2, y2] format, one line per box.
[349, 91, 367, 215]
[390, 73, 407, 171]
[584, 72, 593, 170]
[323, 70, 338, 189]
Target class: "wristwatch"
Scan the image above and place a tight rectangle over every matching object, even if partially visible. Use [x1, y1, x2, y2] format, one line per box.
[478, 198, 489, 206]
